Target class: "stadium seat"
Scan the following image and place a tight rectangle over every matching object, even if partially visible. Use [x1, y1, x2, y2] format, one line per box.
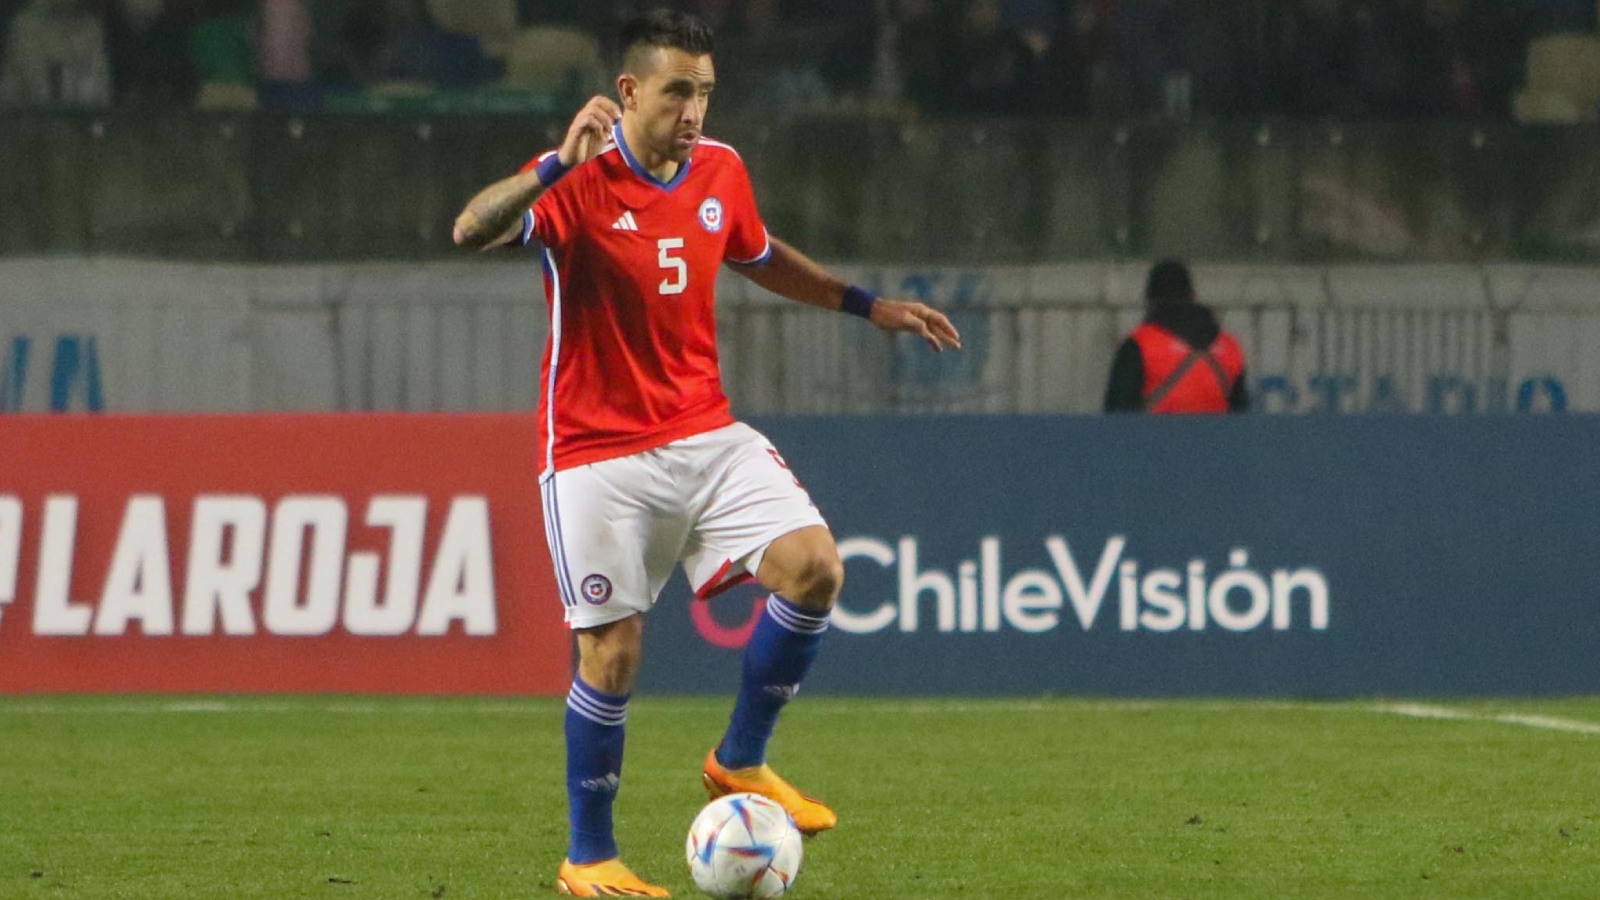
[425, 0, 517, 49]
[195, 82, 257, 110]
[503, 26, 603, 93]
[1513, 89, 1586, 123]
[369, 80, 432, 96]
[189, 15, 255, 86]
[1518, 34, 1600, 123]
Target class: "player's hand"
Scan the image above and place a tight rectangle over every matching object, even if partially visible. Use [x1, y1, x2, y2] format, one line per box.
[559, 95, 622, 168]
[869, 298, 962, 352]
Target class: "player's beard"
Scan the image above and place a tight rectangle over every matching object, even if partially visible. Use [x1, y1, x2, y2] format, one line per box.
[667, 134, 698, 161]
[660, 121, 699, 160]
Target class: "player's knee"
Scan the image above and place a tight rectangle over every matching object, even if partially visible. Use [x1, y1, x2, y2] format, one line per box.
[582, 650, 639, 695]
[761, 527, 844, 611]
[576, 616, 644, 694]
[788, 551, 844, 612]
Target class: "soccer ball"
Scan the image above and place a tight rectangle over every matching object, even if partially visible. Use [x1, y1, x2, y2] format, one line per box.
[685, 793, 803, 898]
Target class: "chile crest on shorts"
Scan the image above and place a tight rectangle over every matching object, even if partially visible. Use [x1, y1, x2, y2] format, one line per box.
[581, 574, 614, 605]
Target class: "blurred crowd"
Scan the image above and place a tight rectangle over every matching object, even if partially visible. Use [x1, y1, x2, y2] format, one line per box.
[0, 0, 1596, 118]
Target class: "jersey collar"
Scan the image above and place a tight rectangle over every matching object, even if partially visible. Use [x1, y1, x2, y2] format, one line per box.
[613, 122, 692, 192]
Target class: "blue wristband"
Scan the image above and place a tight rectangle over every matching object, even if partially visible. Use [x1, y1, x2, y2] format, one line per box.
[841, 286, 878, 319]
[534, 154, 570, 187]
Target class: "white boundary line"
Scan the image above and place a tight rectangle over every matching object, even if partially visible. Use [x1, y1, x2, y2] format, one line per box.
[1375, 701, 1600, 736]
[0, 698, 1597, 736]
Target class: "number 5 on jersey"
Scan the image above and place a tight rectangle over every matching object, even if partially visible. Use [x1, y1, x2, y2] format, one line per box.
[658, 238, 687, 296]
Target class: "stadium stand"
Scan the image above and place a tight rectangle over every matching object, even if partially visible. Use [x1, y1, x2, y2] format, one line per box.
[502, 25, 603, 94]
[1515, 32, 1600, 122]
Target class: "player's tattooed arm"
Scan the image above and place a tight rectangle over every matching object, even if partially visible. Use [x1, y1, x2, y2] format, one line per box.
[732, 237, 961, 352]
[452, 169, 546, 250]
[453, 95, 622, 250]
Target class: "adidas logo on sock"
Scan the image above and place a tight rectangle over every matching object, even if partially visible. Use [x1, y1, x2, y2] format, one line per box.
[611, 211, 638, 231]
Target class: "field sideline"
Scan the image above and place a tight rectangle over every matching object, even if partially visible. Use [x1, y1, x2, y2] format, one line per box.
[2, 696, 1597, 898]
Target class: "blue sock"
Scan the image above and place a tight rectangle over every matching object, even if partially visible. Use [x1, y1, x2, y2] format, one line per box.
[717, 595, 829, 769]
[565, 677, 628, 864]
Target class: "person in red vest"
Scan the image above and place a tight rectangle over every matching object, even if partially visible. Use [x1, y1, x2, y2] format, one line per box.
[1104, 258, 1249, 413]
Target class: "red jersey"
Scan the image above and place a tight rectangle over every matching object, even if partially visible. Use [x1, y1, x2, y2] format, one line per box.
[520, 124, 771, 475]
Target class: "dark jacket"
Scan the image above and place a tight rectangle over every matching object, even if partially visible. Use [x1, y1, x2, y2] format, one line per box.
[1104, 302, 1250, 413]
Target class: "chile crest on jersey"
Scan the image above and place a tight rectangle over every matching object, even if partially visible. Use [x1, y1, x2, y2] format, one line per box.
[698, 197, 724, 233]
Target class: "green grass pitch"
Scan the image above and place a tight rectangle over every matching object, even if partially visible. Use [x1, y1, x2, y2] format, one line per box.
[2, 695, 1597, 898]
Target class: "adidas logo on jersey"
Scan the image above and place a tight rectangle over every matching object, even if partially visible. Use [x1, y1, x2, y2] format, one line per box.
[611, 211, 639, 231]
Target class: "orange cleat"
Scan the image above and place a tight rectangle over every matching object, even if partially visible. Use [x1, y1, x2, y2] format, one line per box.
[556, 857, 670, 897]
[701, 749, 838, 836]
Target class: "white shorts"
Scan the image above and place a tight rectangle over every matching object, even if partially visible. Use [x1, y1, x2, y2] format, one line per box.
[540, 422, 829, 629]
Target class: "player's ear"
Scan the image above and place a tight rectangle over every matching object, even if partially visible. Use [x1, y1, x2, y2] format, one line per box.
[618, 73, 639, 111]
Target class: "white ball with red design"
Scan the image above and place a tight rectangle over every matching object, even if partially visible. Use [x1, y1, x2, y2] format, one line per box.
[685, 792, 803, 898]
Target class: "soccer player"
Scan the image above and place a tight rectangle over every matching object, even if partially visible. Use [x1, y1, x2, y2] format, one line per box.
[452, 9, 961, 897]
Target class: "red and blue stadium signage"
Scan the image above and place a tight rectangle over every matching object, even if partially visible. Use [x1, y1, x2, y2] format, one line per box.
[642, 415, 1600, 698]
[0, 414, 570, 694]
[3, 413, 1598, 697]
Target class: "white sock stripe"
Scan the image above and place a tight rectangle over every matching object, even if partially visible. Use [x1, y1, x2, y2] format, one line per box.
[768, 602, 830, 632]
[766, 596, 830, 634]
[567, 688, 628, 717]
[569, 679, 628, 709]
[768, 595, 830, 624]
[566, 692, 627, 726]
[567, 689, 628, 716]
[567, 683, 628, 725]
[567, 702, 625, 727]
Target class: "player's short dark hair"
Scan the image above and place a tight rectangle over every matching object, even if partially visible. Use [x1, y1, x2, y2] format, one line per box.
[619, 8, 715, 70]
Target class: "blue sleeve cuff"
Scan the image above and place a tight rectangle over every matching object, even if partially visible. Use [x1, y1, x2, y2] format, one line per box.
[841, 286, 878, 319]
[534, 154, 569, 187]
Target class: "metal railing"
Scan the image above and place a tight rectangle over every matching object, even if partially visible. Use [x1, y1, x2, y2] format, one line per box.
[4, 258, 1589, 414]
[320, 297, 1559, 415]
